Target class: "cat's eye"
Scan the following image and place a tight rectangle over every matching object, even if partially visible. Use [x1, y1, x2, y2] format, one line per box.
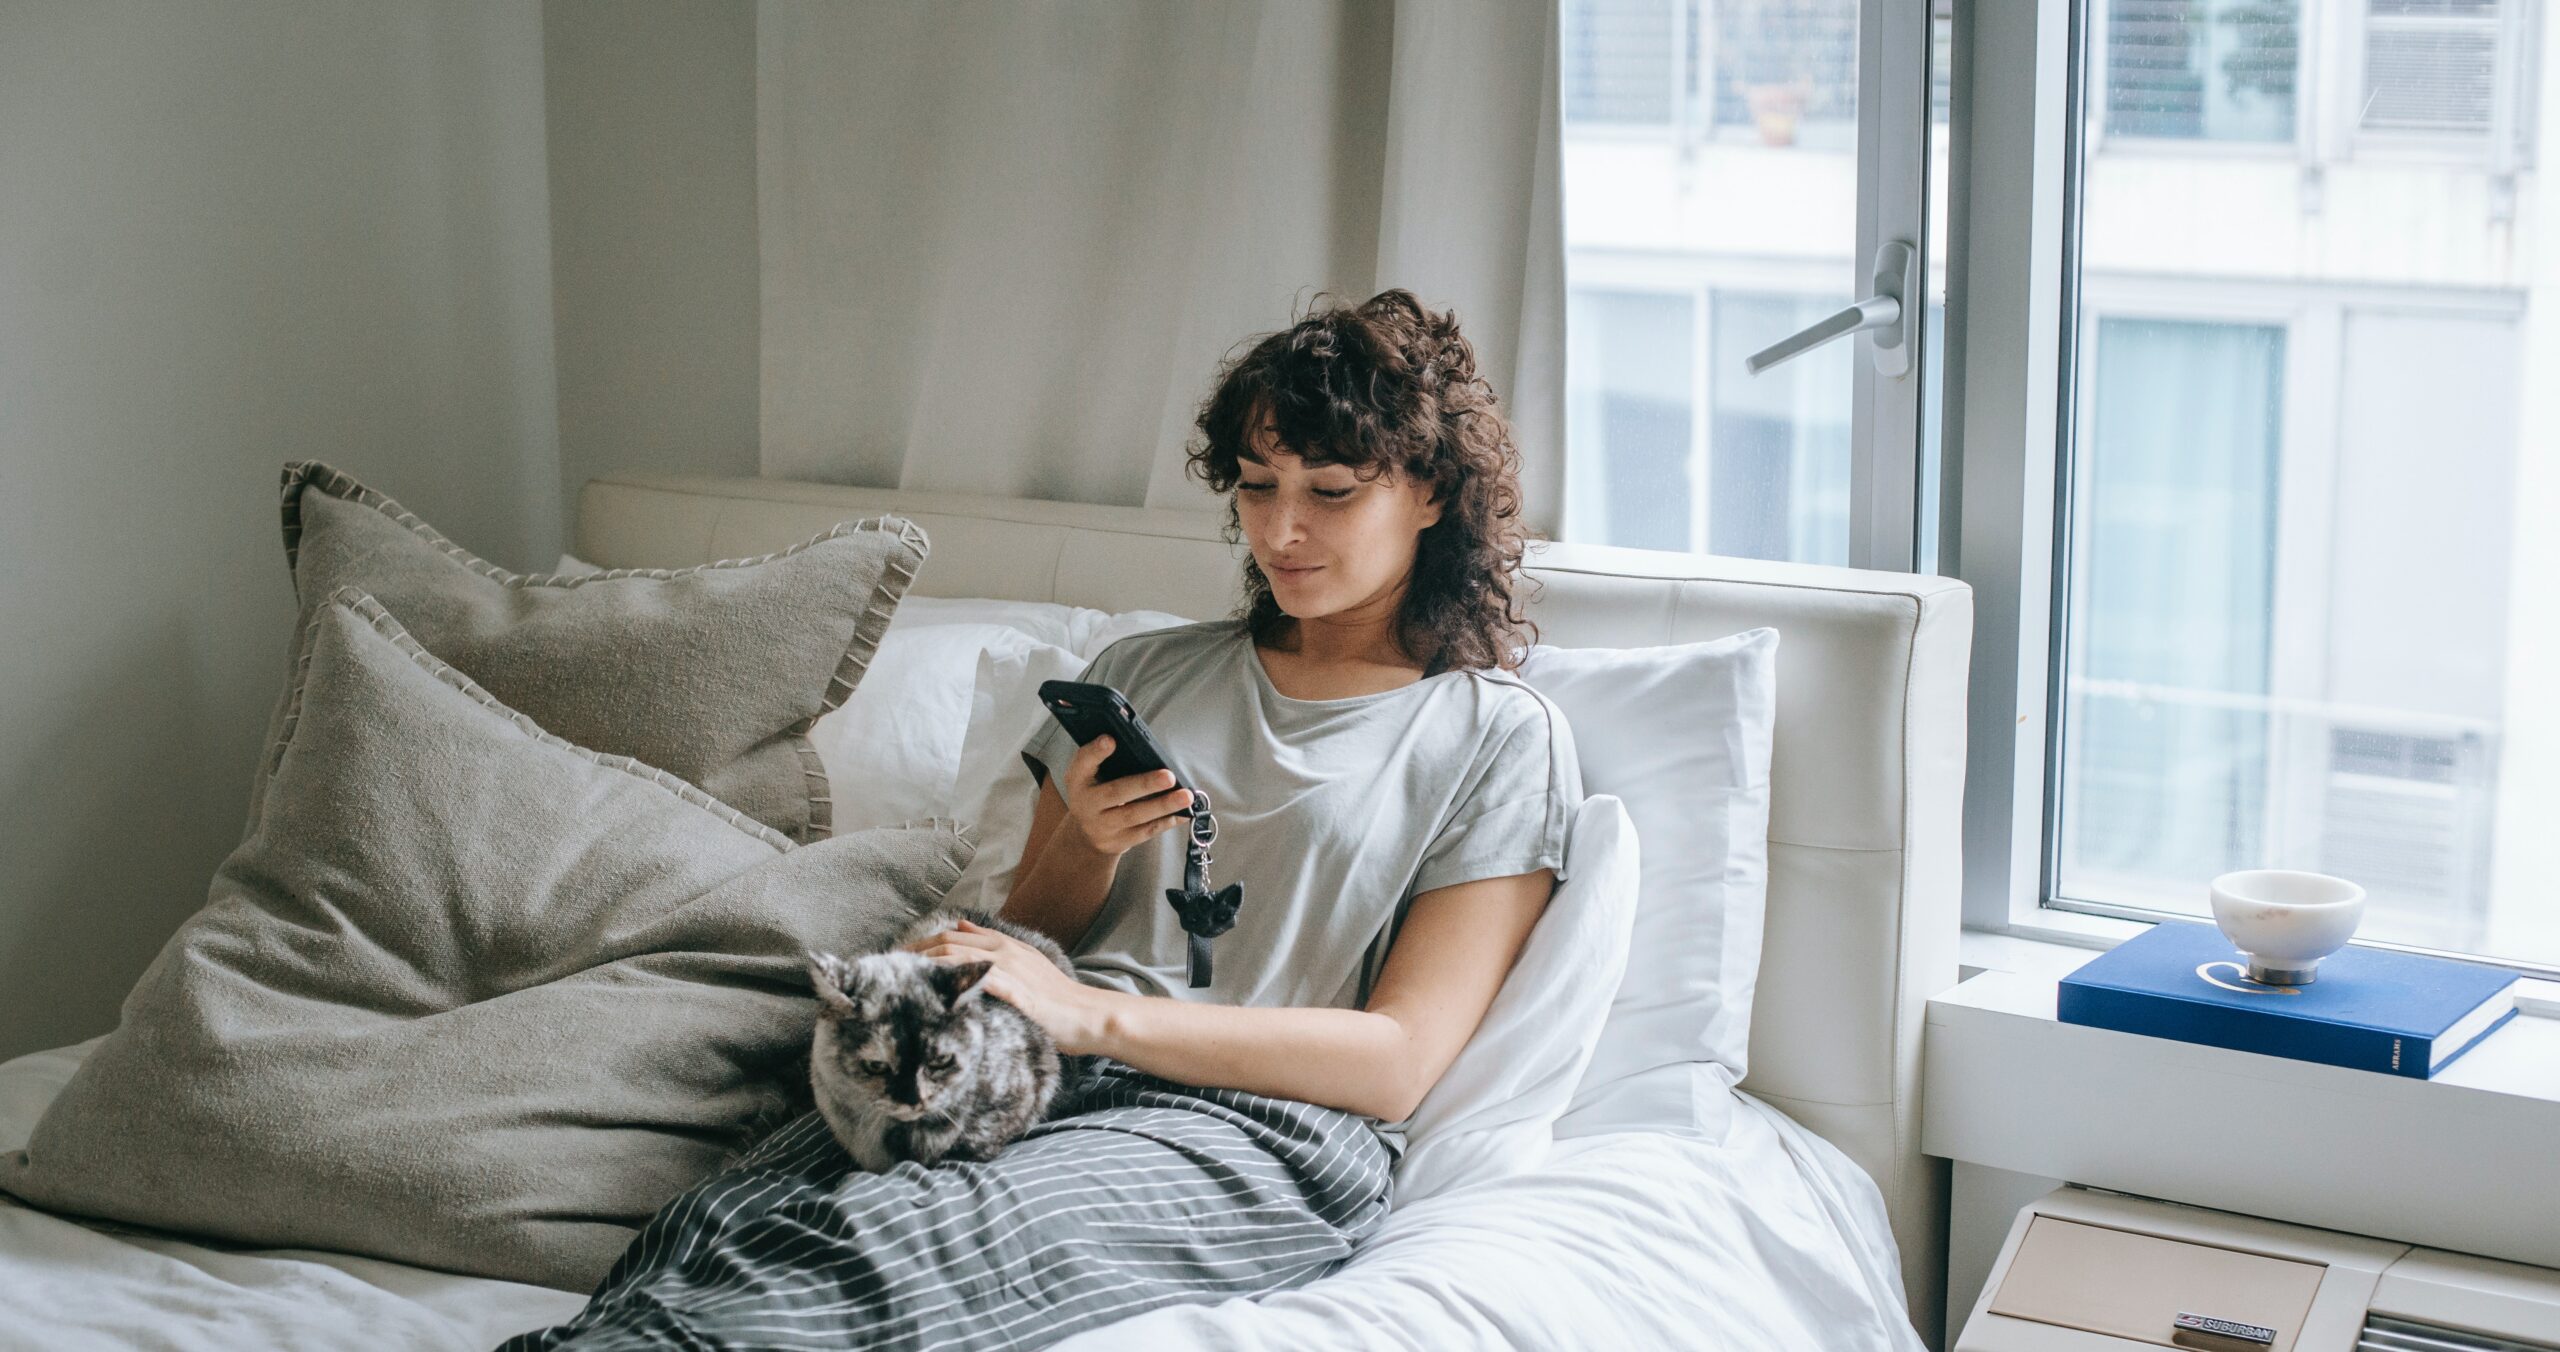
[927, 1056, 957, 1075]
[858, 1059, 889, 1076]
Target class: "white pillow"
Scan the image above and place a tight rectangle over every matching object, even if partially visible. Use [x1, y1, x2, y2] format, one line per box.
[814, 622, 1039, 833]
[1389, 794, 1642, 1206]
[1061, 606, 1197, 658]
[1516, 630, 1779, 1138]
[941, 639, 1090, 915]
[813, 605, 1191, 832]
[890, 596, 1084, 648]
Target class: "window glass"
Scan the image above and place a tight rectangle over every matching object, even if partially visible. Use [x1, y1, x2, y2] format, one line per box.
[1559, 0, 1866, 564]
[1564, 289, 1697, 552]
[2054, 0, 2553, 971]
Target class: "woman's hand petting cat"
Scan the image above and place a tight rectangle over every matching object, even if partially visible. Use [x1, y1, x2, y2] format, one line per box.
[905, 919, 1111, 1056]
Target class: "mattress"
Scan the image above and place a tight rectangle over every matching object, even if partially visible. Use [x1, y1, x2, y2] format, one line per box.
[0, 1039, 1926, 1351]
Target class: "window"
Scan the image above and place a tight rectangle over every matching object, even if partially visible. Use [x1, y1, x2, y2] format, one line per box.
[1558, 0, 1929, 568]
[2058, 318, 2285, 904]
[2030, 0, 2553, 972]
[1561, 0, 1682, 126]
[1564, 289, 1696, 553]
[2362, 0, 2506, 134]
[2101, 0, 2299, 142]
[1562, 285, 1856, 562]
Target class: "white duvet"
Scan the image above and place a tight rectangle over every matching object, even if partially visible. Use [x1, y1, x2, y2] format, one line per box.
[0, 1040, 1926, 1351]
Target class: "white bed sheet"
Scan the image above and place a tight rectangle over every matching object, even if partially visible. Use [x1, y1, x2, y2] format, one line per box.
[0, 1039, 1925, 1351]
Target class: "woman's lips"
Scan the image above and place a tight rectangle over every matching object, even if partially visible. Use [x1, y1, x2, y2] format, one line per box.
[1267, 563, 1322, 580]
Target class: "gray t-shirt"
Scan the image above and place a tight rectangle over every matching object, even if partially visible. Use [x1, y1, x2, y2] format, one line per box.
[1016, 618, 1581, 1152]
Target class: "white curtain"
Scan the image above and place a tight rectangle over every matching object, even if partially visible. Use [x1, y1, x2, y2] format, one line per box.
[756, 0, 1565, 531]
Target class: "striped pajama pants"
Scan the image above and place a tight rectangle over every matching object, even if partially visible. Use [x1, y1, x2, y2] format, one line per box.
[496, 1058, 1396, 1351]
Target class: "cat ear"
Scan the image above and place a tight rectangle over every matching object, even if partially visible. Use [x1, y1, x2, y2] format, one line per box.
[806, 950, 857, 1016]
[929, 959, 993, 1004]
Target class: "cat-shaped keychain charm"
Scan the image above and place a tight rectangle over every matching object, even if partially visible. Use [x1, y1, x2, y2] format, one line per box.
[1163, 789, 1241, 987]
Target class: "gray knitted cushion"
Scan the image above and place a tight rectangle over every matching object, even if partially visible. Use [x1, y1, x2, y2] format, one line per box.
[0, 589, 974, 1290]
[244, 461, 929, 842]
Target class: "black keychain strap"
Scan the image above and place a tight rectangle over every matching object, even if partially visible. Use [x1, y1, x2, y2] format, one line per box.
[1161, 789, 1242, 987]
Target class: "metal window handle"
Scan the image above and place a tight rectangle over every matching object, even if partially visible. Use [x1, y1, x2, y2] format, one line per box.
[1744, 240, 1917, 378]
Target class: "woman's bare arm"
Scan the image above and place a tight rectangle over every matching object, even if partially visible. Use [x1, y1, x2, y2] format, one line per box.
[998, 732, 1194, 953]
[1078, 868, 1554, 1123]
[997, 778, 1117, 951]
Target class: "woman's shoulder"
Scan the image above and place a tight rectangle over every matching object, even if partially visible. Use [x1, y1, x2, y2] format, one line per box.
[1084, 616, 1244, 680]
[1448, 663, 1570, 732]
[1444, 666, 1579, 779]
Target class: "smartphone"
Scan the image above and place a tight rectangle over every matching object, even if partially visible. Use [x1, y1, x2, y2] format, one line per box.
[1036, 680, 1199, 815]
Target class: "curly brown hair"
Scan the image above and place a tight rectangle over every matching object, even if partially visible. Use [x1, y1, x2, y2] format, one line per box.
[1186, 289, 1539, 675]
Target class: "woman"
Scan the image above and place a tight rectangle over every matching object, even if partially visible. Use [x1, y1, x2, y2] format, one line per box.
[505, 289, 1581, 1350]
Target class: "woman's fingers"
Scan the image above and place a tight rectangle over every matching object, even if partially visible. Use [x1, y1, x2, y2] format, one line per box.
[1061, 736, 1198, 853]
[1090, 768, 1183, 813]
[1101, 785, 1190, 827]
[1066, 735, 1119, 792]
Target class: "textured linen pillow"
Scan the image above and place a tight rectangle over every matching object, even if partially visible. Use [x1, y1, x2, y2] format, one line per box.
[1388, 794, 1642, 1206]
[247, 462, 929, 842]
[1516, 630, 1780, 1137]
[0, 589, 973, 1291]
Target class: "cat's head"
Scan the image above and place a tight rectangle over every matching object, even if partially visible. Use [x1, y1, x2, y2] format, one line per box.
[805, 949, 995, 1120]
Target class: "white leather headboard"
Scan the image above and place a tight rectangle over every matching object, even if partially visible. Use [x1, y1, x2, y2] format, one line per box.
[578, 474, 1971, 1339]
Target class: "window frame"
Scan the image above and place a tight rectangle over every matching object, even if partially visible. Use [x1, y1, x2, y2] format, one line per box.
[1940, 0, 2112, 946]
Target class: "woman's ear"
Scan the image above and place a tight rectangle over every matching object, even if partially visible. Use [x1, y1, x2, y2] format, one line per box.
[1412, 479, 1445, 530]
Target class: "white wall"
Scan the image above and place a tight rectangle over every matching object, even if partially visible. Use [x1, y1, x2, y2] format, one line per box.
[542, 0, 761, 533]
[0, 2, 562, 1059]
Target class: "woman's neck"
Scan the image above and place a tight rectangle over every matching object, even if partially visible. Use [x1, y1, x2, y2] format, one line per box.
[1267, 614, 1406, 668]
[1255, 617, 1428, 700]
[1264, 568, 1420, 669]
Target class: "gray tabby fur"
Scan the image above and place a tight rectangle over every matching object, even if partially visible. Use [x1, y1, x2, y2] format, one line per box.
[806, 909, 1098, 1170]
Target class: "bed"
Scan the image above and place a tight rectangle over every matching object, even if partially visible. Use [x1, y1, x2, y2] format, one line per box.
[0, 474, 1970, 1351]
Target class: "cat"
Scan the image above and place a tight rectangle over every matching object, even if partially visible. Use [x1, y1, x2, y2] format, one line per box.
[804, 908, 1097, 1172]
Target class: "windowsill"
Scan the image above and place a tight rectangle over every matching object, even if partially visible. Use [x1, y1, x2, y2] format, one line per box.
[1930, 936, 2560, 1273]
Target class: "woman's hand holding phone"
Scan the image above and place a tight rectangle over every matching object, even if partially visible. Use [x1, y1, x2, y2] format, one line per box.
[1059, 734, 1195, 858]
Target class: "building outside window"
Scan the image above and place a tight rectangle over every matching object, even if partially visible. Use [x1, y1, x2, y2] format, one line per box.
[1559, 0, 2554, 972]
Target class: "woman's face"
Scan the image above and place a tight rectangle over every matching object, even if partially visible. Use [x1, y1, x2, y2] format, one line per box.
[1234, 416, 1442, 627]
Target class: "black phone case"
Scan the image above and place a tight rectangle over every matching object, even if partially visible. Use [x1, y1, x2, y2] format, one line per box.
[1036, 680, 1199, 813]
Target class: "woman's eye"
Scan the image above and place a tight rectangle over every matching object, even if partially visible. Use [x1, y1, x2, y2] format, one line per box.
[1237, 481, 1275, 494]
[1313, 487, 1354, 500]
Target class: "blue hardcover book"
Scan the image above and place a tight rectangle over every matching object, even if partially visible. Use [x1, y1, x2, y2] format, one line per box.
[2057, 921, 2519, 1078]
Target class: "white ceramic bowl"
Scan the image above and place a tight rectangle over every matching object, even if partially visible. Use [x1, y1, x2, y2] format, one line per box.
[2208, 869, 2366, 985]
